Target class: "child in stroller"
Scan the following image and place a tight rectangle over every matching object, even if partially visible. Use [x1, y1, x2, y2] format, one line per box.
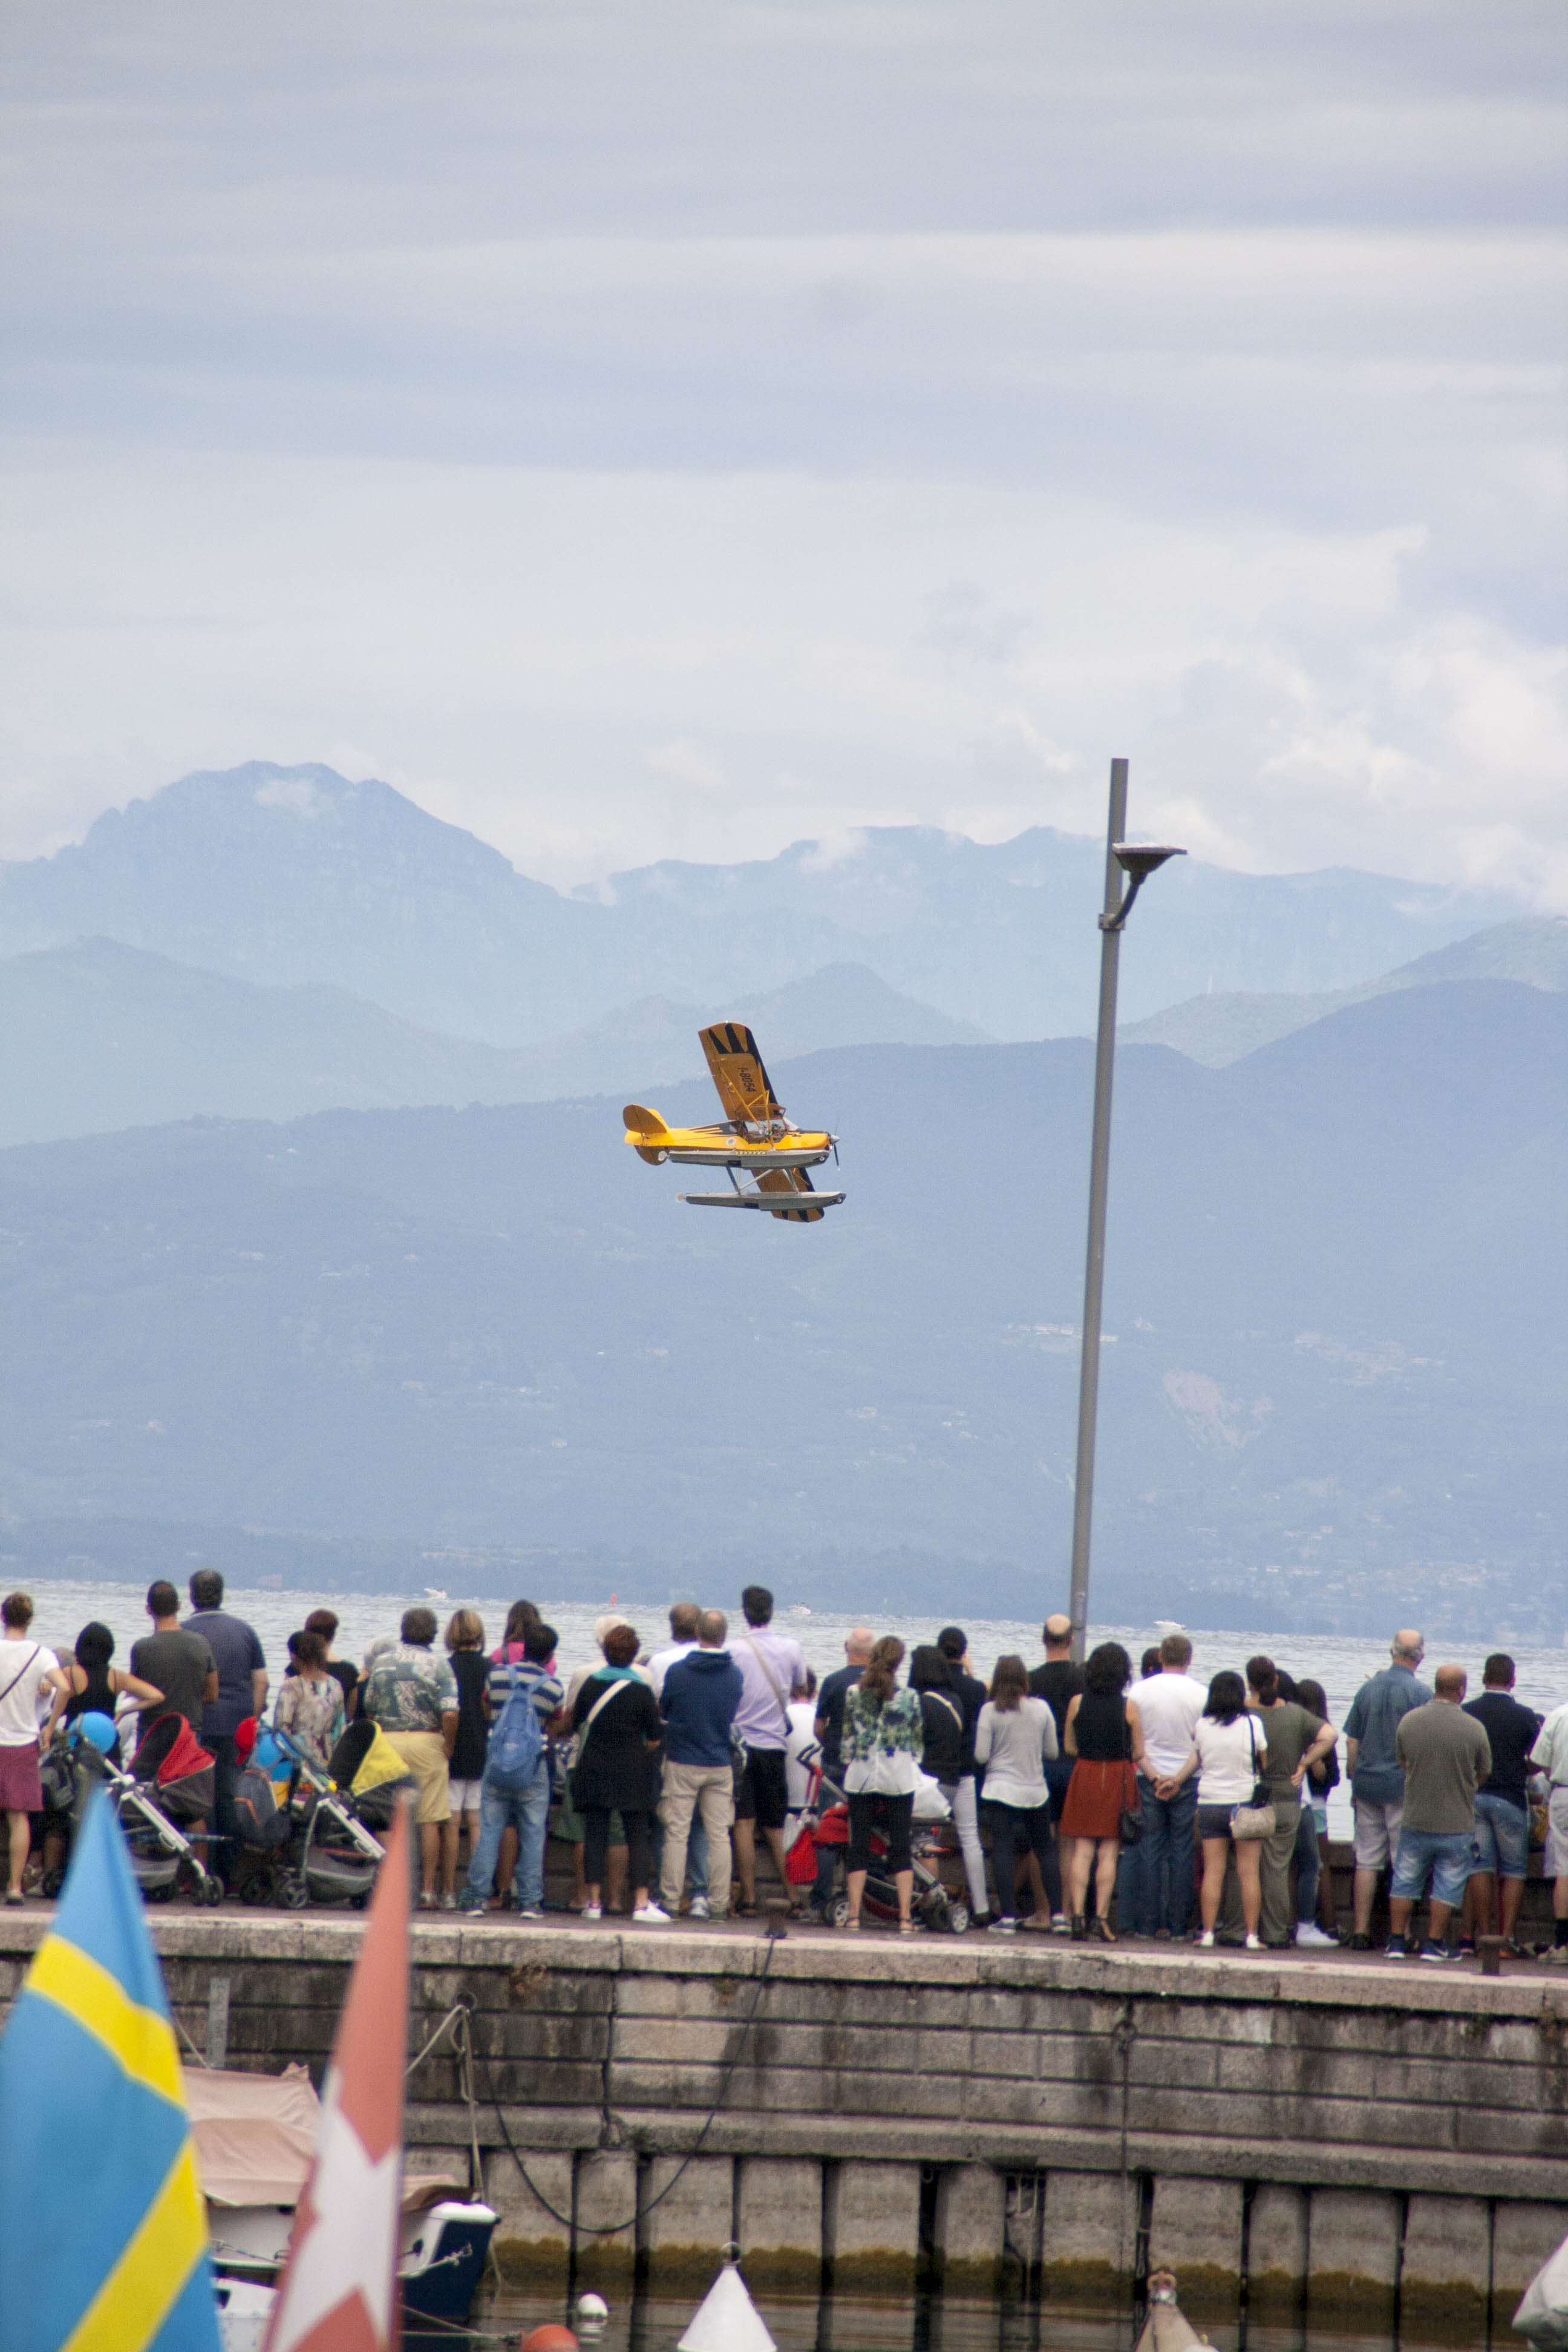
[790, 1756, 970, 1933]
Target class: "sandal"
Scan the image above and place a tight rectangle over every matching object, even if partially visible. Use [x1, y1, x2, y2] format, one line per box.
[1090, 1915, 1116, 1944]
[898, 1920, 917, 1936]
[844, 1917, 861, 1932]
[1070, 1915, 1087, 1941]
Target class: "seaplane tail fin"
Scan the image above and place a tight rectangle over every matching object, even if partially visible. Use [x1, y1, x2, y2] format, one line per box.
[624, 1104, 671, 1165]
[699, 1024, 783, 1127]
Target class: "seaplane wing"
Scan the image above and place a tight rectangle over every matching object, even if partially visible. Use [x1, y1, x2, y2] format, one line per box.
[699, 1023, 782, 1127]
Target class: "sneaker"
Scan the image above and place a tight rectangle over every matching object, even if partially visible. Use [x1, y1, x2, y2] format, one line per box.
[457, 1898, 487, 1916]
[1198, 1930, 1215, 1949]
[417, 1890, 437, 1910]
[1153, 1929, 1172, 1942]
[1244, 1933, 1264, 1952]
[518, 1906, 544, 1920]
[687, 1896, 710, 1919]
[1384, 1935, 1409, 1958]
[1456, 1936, 1476, 1956]
[1418, 1939, 1451, 1964]
[633, 1903, 672, 1926]
[1051, 1913, 1071, 1935]
[439, 1892, 459, 1911]
[1549, 1944, 1568, 1966]
[1294, 1922, 1338, 1949]
[581, 1903, 603, 1922]
[988, 1916, 1016, 1933]
[1345, 1930, 1373, 1951]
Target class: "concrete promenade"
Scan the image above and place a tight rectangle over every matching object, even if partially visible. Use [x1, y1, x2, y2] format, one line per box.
[4, 1909, 1567, 2337]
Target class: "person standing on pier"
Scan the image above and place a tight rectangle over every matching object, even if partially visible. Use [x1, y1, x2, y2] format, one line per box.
[731, 1585, 809, 1916]
[1530, 1695, 1568, 1962]
[184, 1568, 267, 1896]
[1387, 1665, 1491, 1961]
[841, 1635, 925, 1933]
[814, 1627, 873, 1779]
[1462, 1656, 1541, 1956]
[1341, 1630, 1431, 1950]
[1127, 1633, 1209, 1941]
[658, 1609, 742, 1923]
[1244, 1659, 1337, 1950]
[361, 1604, 460, 1909]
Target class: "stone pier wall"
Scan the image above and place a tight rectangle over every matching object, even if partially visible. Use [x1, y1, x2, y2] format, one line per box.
[5, 1915, 1567, 2336]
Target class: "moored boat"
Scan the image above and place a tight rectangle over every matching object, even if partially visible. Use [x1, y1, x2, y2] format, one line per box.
[188, 2060, 497, 2322]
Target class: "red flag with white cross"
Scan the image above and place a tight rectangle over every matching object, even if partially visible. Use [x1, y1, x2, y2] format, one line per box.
[261, 1800, 410, 2352]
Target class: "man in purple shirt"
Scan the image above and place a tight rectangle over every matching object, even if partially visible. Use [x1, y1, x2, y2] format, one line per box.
[730, 1584, 808, 1914]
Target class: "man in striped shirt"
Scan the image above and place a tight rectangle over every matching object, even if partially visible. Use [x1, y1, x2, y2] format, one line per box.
[459, 1621, 563, 1918]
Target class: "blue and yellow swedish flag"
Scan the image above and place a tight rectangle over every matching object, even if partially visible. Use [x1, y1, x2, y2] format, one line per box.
[0, 1792, 220, 2352]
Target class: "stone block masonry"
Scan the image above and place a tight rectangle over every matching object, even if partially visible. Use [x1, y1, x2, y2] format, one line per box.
[5, 1913, 1568, 2330]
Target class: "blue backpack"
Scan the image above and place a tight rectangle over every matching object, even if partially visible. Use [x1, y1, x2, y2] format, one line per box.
[486, 1665, 546, 1792]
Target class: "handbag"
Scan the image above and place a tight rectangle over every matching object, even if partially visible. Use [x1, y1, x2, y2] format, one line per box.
[1230, 1720, 1276, 1841]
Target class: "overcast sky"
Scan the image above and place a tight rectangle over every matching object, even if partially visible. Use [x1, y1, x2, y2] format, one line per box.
[1, 1, 1564, 900]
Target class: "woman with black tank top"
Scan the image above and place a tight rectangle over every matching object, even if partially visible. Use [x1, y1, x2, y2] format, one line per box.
[43, 1622, 163, 1769]
[1059, 1642, 1144, 1941]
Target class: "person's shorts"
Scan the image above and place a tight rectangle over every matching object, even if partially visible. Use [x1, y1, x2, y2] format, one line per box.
[383, 1730, 451, 1826]
[1470, 1790, 1529, 1882]
[1546, 1787, 1568, 1879]
[1196, 1805, 1238, 1842]
[1352, 1795, 1403, 1870]
[1390, 1826, 1472, 1911]
[447, 1776, 485, 1814]
[734, 1745, 789, 1831]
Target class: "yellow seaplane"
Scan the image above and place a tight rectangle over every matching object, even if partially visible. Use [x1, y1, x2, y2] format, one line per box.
[624, 1022, 843, 1223]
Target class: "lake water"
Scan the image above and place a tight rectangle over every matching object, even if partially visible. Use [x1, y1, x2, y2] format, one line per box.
[433, 2282, 1414, 2349]
[17, 1576, 1568, 1840]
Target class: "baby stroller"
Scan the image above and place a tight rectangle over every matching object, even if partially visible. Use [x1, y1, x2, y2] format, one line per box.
[794, 1758, 970, 1933]
[45, 1712, 223, 1904]
[256, 1719, 407, 1909]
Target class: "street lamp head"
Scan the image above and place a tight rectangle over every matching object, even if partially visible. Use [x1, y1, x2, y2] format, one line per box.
[1112, 843, 1186, 881]
[1099, 841, 1186, 932]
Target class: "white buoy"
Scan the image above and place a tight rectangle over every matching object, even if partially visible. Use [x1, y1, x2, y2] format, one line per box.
[677, 2259, 777, 2352]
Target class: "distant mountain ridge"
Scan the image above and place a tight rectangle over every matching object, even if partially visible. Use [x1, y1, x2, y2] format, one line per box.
[1122, 917, 1568, 1066]
[0, 761, 1521, 1045]
[0, 939, 984, 1149]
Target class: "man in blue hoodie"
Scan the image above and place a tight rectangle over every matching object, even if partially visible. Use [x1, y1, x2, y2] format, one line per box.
[659, 1609, 743, 1922]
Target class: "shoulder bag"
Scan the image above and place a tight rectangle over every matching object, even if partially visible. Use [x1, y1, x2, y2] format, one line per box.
[566, 1676, 636, 1806]
[1229, 1719, 1276, 1841]
[740, 1635, 792, 1737]
[0, 1642, 44, 1715]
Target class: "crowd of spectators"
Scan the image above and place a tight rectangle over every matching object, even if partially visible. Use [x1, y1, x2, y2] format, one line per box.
[2, 1579, 1561, 1961]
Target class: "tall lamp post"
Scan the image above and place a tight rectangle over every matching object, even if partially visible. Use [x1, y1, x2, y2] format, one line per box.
[1067, 758, 1184, 1660]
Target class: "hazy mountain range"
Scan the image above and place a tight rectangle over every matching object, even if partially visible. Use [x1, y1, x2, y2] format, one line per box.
[0, 762, 1519, 1045]
[0, 939, 984, 1150]
[1, 979, 1561, 1636]
[1122, 917, 1568, 1067]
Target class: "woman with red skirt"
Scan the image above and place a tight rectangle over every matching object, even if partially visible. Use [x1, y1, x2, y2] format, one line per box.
[1059, 1641, 1144, 1941]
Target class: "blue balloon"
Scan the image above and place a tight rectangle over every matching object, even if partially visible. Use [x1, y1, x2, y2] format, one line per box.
[75, 1711, 117, 1755]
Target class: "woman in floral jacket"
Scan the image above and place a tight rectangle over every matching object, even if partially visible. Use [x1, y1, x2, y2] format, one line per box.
[840, 1636, 924, 1933]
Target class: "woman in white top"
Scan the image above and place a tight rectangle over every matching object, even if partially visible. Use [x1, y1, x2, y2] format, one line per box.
[1160, 1669, 1270, 1949]
[973, 1655, 1059, 1932]
[0, 1592, 69, 1903]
